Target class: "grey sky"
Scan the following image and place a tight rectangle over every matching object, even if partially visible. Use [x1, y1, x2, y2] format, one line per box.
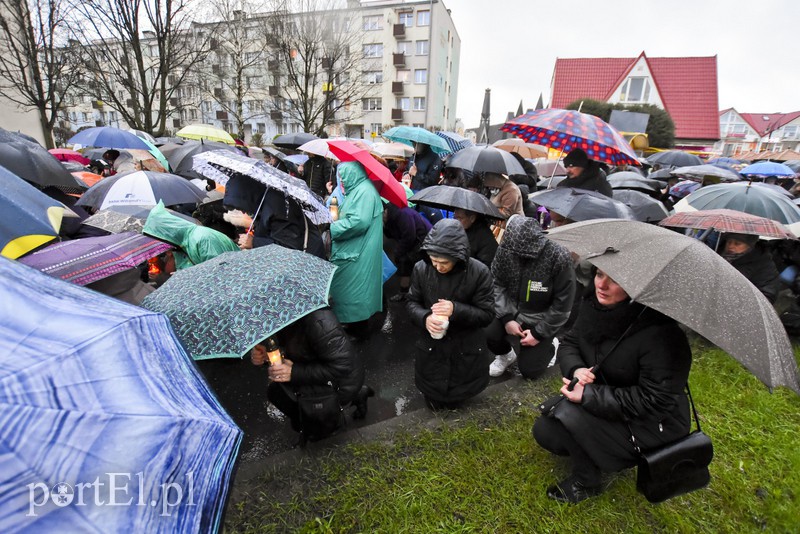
[445, 0, 798, 128]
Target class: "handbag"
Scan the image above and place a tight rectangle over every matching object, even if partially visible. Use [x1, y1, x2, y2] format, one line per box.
[632, 384, 713, 503]
[296, 382, 345, 441]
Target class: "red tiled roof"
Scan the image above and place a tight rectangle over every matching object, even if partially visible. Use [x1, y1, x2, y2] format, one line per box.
[739, 111, 800, 136]
[551, 53, 720, 141]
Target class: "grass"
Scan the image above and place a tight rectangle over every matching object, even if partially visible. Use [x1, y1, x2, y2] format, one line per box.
[225, 337, 800, 533]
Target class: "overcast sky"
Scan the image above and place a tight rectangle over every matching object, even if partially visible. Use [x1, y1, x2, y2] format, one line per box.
[445, 0, 798, 128]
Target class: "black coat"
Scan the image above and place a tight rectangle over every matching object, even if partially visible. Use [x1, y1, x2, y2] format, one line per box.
[556, 164, 613, 197]
[553, 298, 692, 472]
[407, 219, 495, 403]
[304, 155, 334, 197]
[465, 220, 498, 268]
[728, 242, 782, 303]
[411, 146, 443, 190]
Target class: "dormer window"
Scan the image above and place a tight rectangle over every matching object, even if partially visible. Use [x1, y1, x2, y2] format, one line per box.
[620, 77, 651, 103]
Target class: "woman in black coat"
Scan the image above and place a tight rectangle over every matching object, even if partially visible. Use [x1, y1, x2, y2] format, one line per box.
[533, 268, 692, 503]
[406, 219, 495, 408]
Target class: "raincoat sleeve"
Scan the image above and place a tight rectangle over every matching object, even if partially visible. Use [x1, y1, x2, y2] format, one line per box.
[450, 261, 494, 328]
[406, 261, 432, 328]
[529, 265, 575, 341]
[330, 186, 376, 243]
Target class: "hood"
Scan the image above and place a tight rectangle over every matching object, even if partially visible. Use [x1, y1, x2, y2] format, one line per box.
[143, 200, 195, 248]
[223, 174, 266, 214]
[499, 214, 546, 258]
[338, 161, 369, 195]
[421, 218, 470, 263]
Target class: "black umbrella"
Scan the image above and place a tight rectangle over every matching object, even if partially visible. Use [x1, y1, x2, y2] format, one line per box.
[163, 140, 239, 180]
[648, 168, 674, 180]
[608, 171, 666, 194]
[446, 145, 526, 176]
[0, 127, 86, 190]
[272, 132, 319, 150]
[409, 185, 506, 220]
[530, 187, 636, 222]
[647, 150, 703, 168]
[610, 189, 669, 222]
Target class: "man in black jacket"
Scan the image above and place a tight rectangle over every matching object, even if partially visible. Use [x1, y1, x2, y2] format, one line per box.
[557, 148, 613, 197]
[408, 143, 443, 191]
[721, 233, 781, 303]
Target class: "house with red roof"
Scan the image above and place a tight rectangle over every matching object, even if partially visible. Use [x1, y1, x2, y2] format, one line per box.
[717, 109, 800, 157]
[549, 52, 720, 150]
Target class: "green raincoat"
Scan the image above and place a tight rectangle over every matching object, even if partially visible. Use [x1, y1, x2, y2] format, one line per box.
[329, 162, 383, 323]
[143, 201, 239, 269]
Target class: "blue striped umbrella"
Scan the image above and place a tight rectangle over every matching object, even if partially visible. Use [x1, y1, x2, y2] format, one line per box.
[435, 131, 473, 154]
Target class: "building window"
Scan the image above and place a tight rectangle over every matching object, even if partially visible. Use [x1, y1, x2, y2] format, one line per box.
[362, 98, 382, 111]
[396, 69, 410, 83]
[82, 112, 90, 122]
[397, 41, 412, 55]
[370, 123, 383, 135]
[414, 69, 427, 84]
[363, 43, 383, 58]
[417, 10, 430, 26]
[412, 123, 424, 128]
[416, 40, 429, 56]
[782, 125, 798, 139]
[620, 77, 650, 103]
[364, 70, 383, 84]
[363, 15, 382, 31]
[397, 97, 410, 111]
[413, 97, 426, 111]
[399, 12, 414, 27]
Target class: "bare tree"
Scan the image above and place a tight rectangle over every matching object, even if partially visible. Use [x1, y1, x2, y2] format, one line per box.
[265, 0, 374, 136]
[0, 0, 82, 148]
[66, 0, 208, 136]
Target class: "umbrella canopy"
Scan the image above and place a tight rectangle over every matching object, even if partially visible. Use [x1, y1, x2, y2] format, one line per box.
[708, 157, 742, 165]
[500, 108, 640, 166]
[76, 170, 207, 211]
[409, 185, 506, 220]
[610, 189, 670, 223]
[128, 129, 156, 143]
[0, 164, 64, 259]
[272, 132, 318, 150]
[327, 139, 408, 208]
[537, 175, 566, 189]
[648, 168, 674, 180]
[659, 209, 795, 239]
[68, 126, 152, 150]
[668, 180, 701, 199]
[0, 258, 242, 532]
[71, 171, 104, 188]
[382, 125, 451, 155]
[647, 150, 703, 167]
[0, 128, 87, 191]
[82, 205, 198, 234]
[370, 141, 414, 160]
[546, 219, 800, 394]
[113, 148, 167, 173]
[48, 148, 90, 166]
[192, 149, 332, 224]
[671, 164, 741, 183]
[176, 124, 235, 145]
[529, 187, 636, 222]
[740, 161, 797, 177]
[492, 138, 548, 159]
[18, 231, 174, 286]
[142, 245, 337, 359]
[285, 154, 309, 166]
[751, 181, 795, 198]
[608, 171, 666, 193]
[163, 140, 239, 180]
[435, 130, 473, 154]
[297, 138, 339, 160]
[445, 145, 526, 176]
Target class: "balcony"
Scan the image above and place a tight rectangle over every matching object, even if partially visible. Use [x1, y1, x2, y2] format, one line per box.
[393, 53, 405, 66]
[269, 85, 279, 96]
[391, 108, 403, 121]
[268, 59, 279, 71]
[173, 119, 181, 128]
[169, 98, 178, 107]
[213, 88, 223, 98]
[393, 24, 405, 37]
[270, 110, 283, 121]
[391, 81, 404, 94]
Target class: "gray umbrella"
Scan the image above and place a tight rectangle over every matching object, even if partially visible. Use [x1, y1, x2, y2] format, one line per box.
[529, 187, 635, 222]
[445, 145, 526, 176]
[546, 219, 799, 394]
[608, 171, 666, 193]
[162, 140, 239, 180]
[0, 127, 86, 190]
[409, 185, 506, 220]
[647, 150, 703, 167]
[671, 164, 741, 183]
[611, 189, 669, 222]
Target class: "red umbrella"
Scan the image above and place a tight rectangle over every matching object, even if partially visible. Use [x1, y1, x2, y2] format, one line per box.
[327, 140, 408, 208]
[49, 148, 90, 166]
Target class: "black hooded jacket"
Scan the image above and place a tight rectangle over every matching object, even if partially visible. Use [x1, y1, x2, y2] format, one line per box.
[726, 241, 782, 303]
[556, 163, 613, 197]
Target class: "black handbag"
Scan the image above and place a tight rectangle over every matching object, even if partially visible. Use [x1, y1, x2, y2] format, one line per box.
[296, 382, 345, 441]
[631, 385, 713, 503]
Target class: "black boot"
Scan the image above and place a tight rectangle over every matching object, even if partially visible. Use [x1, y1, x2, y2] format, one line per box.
[353, 385, 375, 419]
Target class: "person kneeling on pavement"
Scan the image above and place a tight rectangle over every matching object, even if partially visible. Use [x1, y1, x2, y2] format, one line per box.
[486, 215, 575, 378]
[406, 219, 495, 409]
[250, 307, 373, 442]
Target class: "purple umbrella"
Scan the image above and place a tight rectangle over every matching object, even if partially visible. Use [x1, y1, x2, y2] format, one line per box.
[18, 231, 173, 286]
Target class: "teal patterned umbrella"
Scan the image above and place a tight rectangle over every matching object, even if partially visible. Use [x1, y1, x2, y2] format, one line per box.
[142, 245, 336, 359]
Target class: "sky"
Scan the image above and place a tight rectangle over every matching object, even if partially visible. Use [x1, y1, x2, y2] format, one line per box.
[445, 0, 799, 128]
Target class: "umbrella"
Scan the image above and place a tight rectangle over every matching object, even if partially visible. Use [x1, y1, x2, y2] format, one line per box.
[610, 189, 669, 223]
[0, 164, 65, 259]
[370, 142, 414, 160]
[18, 231, 174, 286]
[445, 145, 526, 176]
[535, 160, 567, 177]
[608, 171, 666, 193]
[492, 138, 548, 159]
[751, 181, 795, 198]
[48, 148, 90, 166]
[0, 258, 242, 532]
[113, 149, 167, 173]
[192, 150, 332, 224]
[285, 154, 309, 166]
[272, 132, 318, 150]
[708, 157, 742, 165]
[82, 205, 198, 234]
[740, 161, 797, 177]
[648, 168, 674, 180]
[76, 170, 208, 211]
[546, 219, 800, 394]
[128, 129, 156, 143]
[670, 164, 741, 183]
[176, 124, 235, 145]
[669, 180, 701, 199]
[529, 187, 636, 222]
[262, 146, 287, 161]
[537, 175, 566, 188]
[327, 139, 408, 208]
[297, 138, 339, 160]
[142, 244, 337, 360]
[500, 108, 640, 166]
[0, 128, 87, 190]
[659, 209, 795, 239]
[163, 140, 239, 180]
[71, 171, 104, 188]
[435, 131, 473, 154]
[68, 126, 152, 150]
[647, 150, 703, 167]
[409, 185, 506, 220]
[382, 125, 451, 155]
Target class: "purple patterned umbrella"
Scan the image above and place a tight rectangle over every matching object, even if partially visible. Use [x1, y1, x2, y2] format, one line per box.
[500, 109, 641, 166]
[18, 231, 173, 286]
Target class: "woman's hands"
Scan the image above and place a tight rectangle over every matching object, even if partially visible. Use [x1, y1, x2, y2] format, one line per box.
[268, 359, 294, 383]
[425, 314, 448, 337]
[430, 299, 453, 318]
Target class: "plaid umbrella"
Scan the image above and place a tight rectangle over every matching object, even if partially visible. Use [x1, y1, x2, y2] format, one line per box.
[435, 131, 473, 154]
[500, 108, 640, 166]
[18, 231, 174, 285]
[142, 245, 337, 360]
[659, 209, 795, 239]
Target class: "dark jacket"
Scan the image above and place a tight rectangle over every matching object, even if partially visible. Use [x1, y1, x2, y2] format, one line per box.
[411, 145, 443, 190]
[727, 242, 782, 303]
[304, 155, 334, 197]
[465, 219, 498, 268]
[406, 219, 495, 404]
[554, 295, 692, 472]
[557, 164, 613, 197]
[383, 203, 432, 260]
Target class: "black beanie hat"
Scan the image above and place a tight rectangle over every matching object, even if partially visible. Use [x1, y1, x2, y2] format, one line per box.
[564, 148, 590, 168]
[726, 233, 759, 247]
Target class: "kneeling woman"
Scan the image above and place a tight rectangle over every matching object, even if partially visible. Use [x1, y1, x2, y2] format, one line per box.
[533, 268, 692, 503]
[406, 219, 495, 409]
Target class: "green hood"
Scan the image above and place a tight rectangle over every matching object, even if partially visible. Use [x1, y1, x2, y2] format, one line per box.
[338, 161, 369, 195]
